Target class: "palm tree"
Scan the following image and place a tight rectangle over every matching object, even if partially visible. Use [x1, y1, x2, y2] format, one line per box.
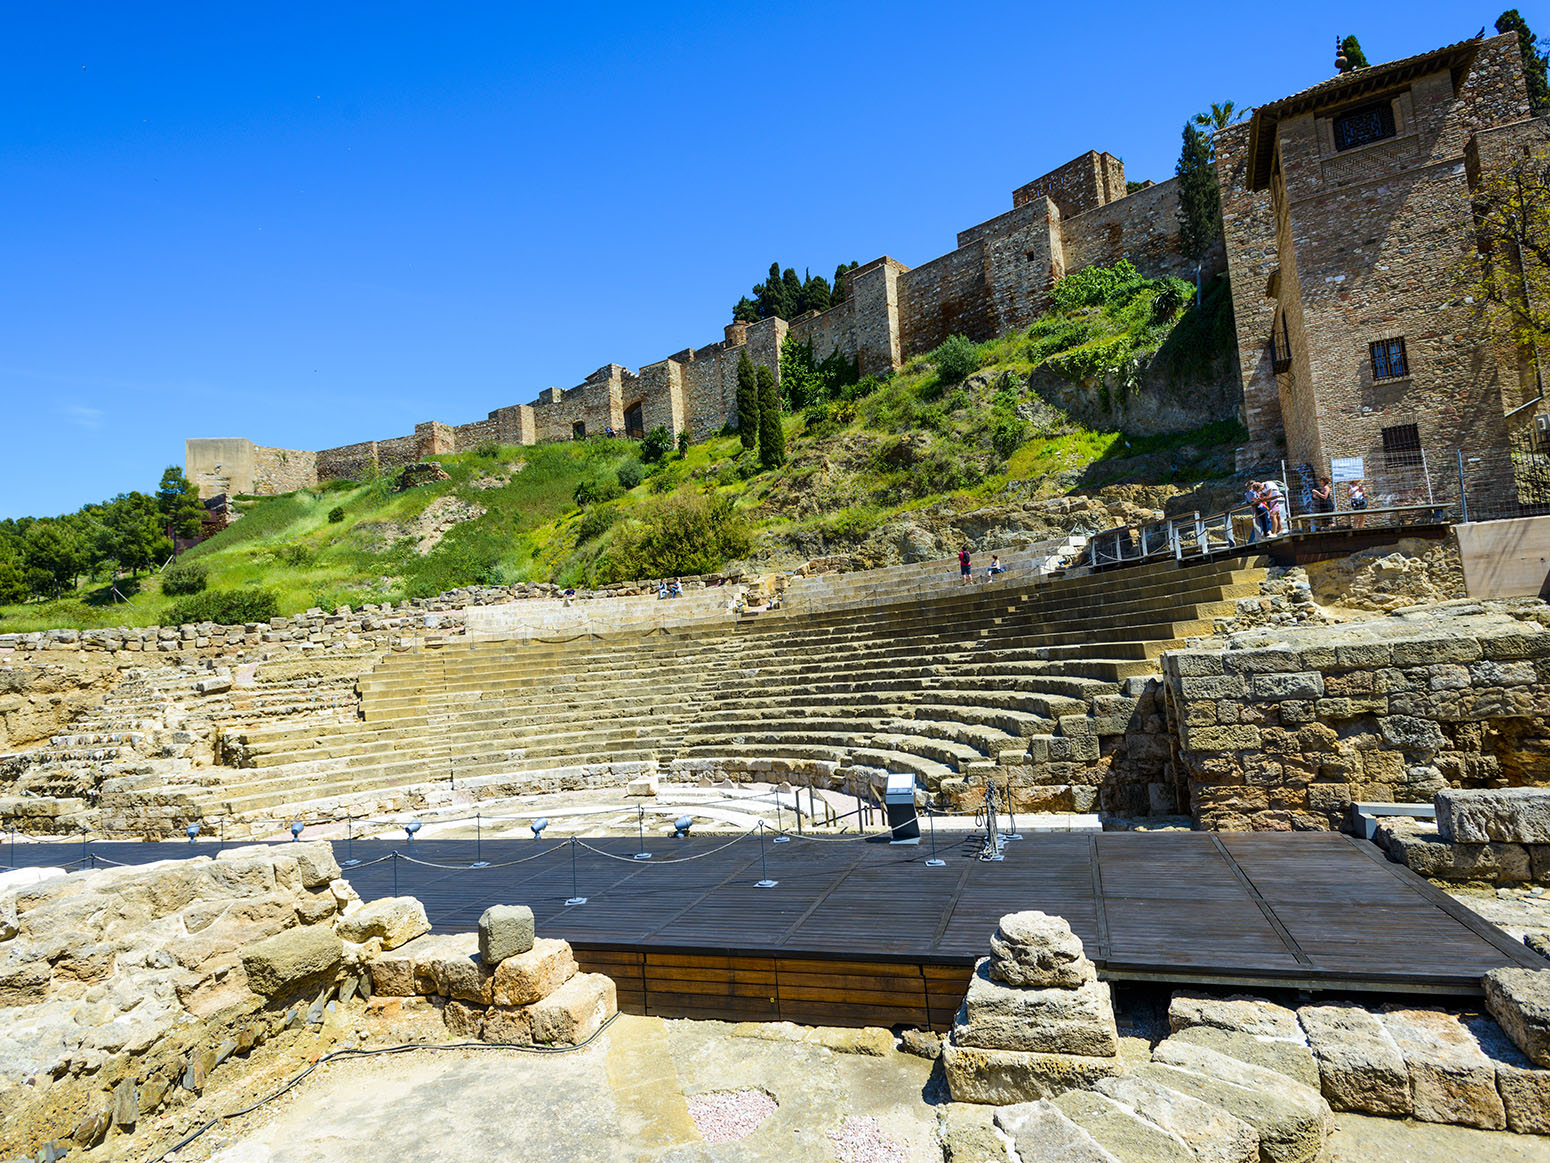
[1192, 102, 1245, 132]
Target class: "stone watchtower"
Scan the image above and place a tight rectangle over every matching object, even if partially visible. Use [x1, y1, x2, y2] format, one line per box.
[1217, 33, 1538, 497]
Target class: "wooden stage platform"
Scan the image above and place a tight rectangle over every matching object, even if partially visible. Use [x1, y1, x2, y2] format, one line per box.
[27, 830, 1544, 1030]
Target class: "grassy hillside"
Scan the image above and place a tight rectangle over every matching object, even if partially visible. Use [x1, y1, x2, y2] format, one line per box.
[0, 263, 1245, 631]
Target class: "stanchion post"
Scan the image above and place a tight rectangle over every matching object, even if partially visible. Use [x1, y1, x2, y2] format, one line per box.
[343, 810, 359, 868]
[773, 794, 789, 843]
[472, 811, 490, 868]
[392, 850, 399, 897]
[925, 805, 945, 867]
[565, 836, 588, 906]
[755, 821, 777, 888]
[633, 805, 652, 861]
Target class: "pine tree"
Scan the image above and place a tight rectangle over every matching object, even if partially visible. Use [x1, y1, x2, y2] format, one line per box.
[756, 364, 785, 468]
[1339, 35, 1369, 71]
[735, 350, 759, 450]
[1176, 123, 1221, 260]
[156, 465, 206, 539]
[1498, 10, 1550, 114]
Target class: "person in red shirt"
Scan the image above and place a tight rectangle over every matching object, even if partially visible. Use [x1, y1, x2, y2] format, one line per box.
[958, 546, 971, 585]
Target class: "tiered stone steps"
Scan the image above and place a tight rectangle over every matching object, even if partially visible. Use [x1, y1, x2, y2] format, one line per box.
[188, 555, 1266, 826]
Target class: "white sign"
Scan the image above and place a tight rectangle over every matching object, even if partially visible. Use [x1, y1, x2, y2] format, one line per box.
[1330, 457, 1365, 483]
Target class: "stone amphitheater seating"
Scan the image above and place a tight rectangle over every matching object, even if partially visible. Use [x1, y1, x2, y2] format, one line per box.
[176, 554, 1266, 830]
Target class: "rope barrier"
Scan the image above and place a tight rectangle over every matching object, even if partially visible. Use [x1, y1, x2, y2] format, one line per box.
[392, 843, 571, 870]
[151, 1012, 620, 1161]
[572, 826, 758, 864]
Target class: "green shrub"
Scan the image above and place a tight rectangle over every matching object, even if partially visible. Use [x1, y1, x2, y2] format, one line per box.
[603, 494, 750, 583]
[991, 413, 1030, 458]
[677, 431, 690, 457]
[617, 461, 645, 491]
[168, 588, 279, 625]
[328, 506, 345, 523]
[574, 477, 623, 507]
[161, 561, 208, 596]
[277, 544, 315, 567]
[641, 426, 673, 464]
[472, 440, 501, 459]
[576, 505, 621, 542]
[930, 334, 982, 383]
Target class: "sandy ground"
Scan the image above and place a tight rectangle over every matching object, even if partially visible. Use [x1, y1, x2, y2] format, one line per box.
[164, 1014, 1550, 1163]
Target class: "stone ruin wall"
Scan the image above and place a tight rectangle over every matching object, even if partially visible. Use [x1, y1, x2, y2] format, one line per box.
[189, 152, 1220, 497]
[1160, 603, 1550, 833]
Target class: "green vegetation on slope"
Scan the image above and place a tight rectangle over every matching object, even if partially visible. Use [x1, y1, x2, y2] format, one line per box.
[0, 263, 1245, 631]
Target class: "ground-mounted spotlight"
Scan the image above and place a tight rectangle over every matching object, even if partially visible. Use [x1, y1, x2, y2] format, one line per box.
[289, 821, 304, 842]
[531, 817, 549, 840]
[404, 820, 421, 843]
[673, 816, 694, 839]
[186, 822, 201, 845]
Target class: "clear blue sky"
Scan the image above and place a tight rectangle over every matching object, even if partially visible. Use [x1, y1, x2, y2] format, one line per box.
[0, 1, 1523, 518]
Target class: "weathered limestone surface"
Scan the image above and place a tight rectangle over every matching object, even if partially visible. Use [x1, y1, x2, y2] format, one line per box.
[987, 910, 1095, 989]
[942, 1042, 1123, 1106]
[1438, 788, 1550, 844]
[954, 961, 1119, 1056]
[1379, 1008, 1507, 1130]
[1168, 992, 1302, 1040]
[1462, 1013, 1550, 1135]
[1136, 1052, 1329, 1163]
[1167, 1025, 1319, 1090]
[492, 938, 576, 1007]
[1296, 1003, 1411, 1116]
[336, 896, 430, 950]
[241, 927, 343, 997]
[1092, 1075, 1258, 1163]
[993, 1099, 1120, 1163]
[1483, 968, 1550, 1067]
[1052, 1089, 1197, 1162]
[478, 904, 534, 966]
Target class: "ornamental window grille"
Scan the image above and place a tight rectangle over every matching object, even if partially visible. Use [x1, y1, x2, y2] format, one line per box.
[1333, 102, 1397, 151]
[1370, 337, 1409, 380]
[1270, 310, 1292, 373]
[1381, 422, 1423, 469]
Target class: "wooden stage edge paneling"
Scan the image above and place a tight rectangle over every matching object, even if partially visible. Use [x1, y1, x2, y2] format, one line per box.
[29, 831, 1545, 1031]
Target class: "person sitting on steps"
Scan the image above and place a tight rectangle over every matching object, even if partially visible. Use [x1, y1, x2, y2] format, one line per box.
[986, 554, 1004, 580]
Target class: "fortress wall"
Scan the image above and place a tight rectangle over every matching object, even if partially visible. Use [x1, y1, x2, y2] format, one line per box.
[316, 440, 380, 482]
[251, 445, 318, 494]
[898, 242, 994, 358]
[681, 352, 729, 440]
[984, 198, 1065, 339]
[788, 295, 858, 364]
[848, 259, 904, 374]
[1059, 176, 1207, 282]
[1013, 149, 1126, 216]
[453, 416, 499, 450]
[533, 384, 588, 441]
[636, 360, 685, 436]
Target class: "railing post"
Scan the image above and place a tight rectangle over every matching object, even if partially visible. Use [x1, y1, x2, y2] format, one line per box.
[1457, 448, 1470, 525]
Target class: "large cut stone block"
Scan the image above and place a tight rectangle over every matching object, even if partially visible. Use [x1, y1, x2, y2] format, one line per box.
[241, 926, 342, 997]
[1379, 1007, 1506, 1129]
[1135, 1059, 1328, 1163]
[1052, 1090, 1196, 1162]
[1462, 1013, 1550, 1135]
[491, 937, 576, 1006]
[954, 960, 1117, 1056]
[1167, 1026, 1318, 1091]
[993, 1100, 1119, 1162]
[288, 841, 341, 889]
[366, 933, 468, 997]
[478, 904, 534, 966]
[1296, 1003, 1410, 1116]
[988, 910, 1094, 989]
[1092, 1075, 1258, 1163]
[942, 1041, 1123, 1106]
[1482, 967, 1550, 1067]
[527, 972, 615, 1045]
[336, 896, 429, 950]
[1168, 992, 1301, 1040]
[1438, 788, 1550, 844]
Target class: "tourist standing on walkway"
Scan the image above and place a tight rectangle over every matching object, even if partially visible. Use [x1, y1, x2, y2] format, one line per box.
[958, 546, 972, 585]
[1348, 480, 1367, 530]
[1263, 479, 1287, 536]
[1311, 477, 1334, 530]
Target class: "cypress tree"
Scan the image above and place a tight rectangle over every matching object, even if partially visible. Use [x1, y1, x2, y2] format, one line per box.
[1497, 10, 1550, 114]
[1176, 122, 1221, 260]
[756, 364, 785, 468]
[781, 268, 803, 318]
[732, 295, 760, 324]
[1339, 35, 1369, 70]
[802, 271, 832, 313]
[832, 261, 859, 304]
[754, 262, 784, 319]
[735, 350, 759, 450]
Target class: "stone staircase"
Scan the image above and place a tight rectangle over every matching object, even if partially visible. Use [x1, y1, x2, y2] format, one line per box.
[179, 554, 1267, 831]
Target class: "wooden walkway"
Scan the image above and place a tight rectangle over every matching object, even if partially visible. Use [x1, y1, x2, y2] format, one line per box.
[31, 831, 1542, 1029]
